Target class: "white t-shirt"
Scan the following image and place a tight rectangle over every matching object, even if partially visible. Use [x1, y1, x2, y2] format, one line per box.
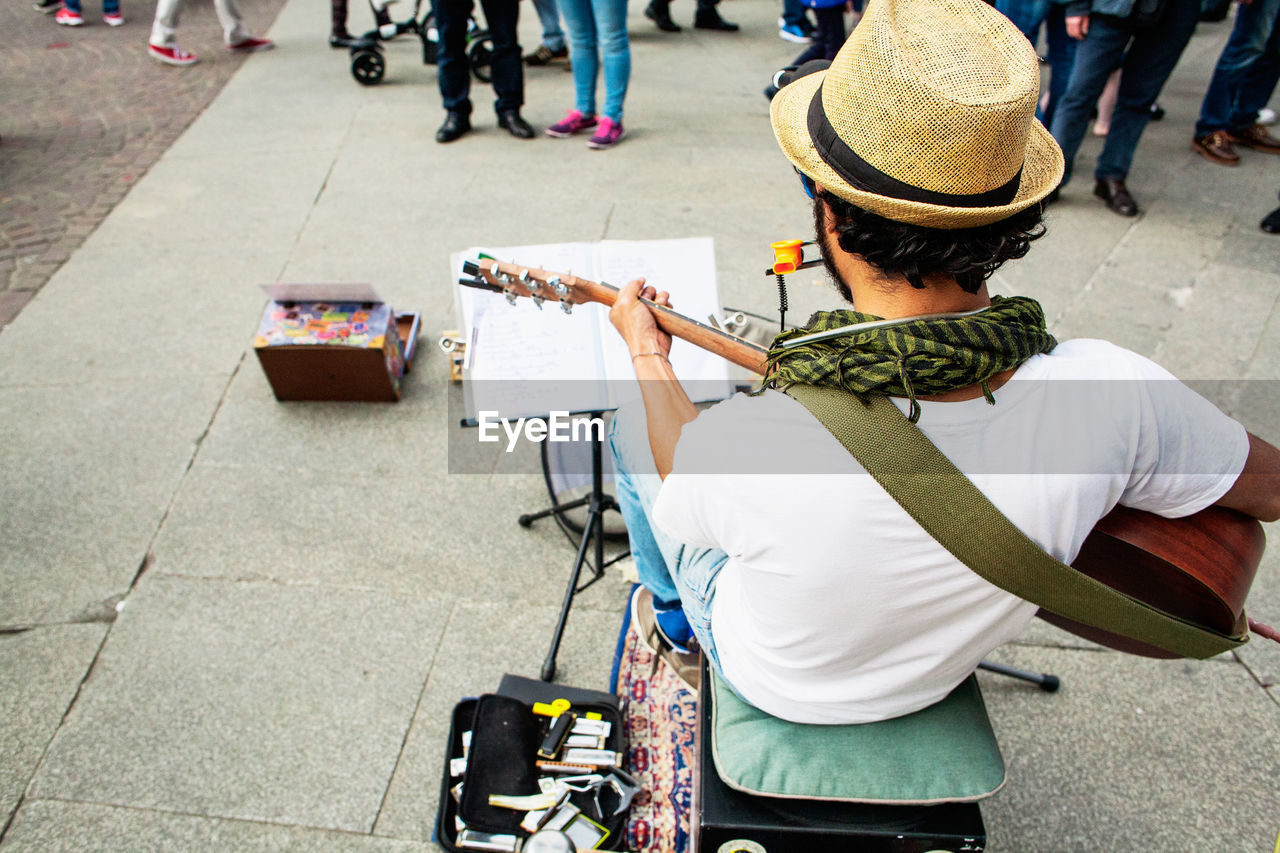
[651, 339, 1249, 724]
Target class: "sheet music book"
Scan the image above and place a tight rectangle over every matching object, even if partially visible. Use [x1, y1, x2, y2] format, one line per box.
[452, 238, 732, 420]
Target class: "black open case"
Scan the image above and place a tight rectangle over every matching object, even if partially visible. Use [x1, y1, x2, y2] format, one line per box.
[435, 674, 629, 851]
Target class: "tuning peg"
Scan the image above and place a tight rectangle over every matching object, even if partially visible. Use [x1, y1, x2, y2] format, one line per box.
[531, 294, 545, 309]
[560, 300, 573, 315]
[547, 276, 568, 297]
[518, 269, 531, 284]
[504, 288, 518, 306]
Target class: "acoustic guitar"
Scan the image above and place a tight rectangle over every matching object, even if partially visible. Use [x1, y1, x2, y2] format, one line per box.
[459, 258, 1273, 656]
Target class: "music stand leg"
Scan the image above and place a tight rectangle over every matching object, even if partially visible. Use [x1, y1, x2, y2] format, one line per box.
[529, 413, 621, 682]
[978, 660, 1061, 692]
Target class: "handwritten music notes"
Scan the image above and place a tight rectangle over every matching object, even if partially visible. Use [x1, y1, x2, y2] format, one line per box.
[452, 238, 732, 419]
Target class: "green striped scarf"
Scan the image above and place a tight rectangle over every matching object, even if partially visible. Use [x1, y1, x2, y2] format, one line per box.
[764, 296, 1057, 422]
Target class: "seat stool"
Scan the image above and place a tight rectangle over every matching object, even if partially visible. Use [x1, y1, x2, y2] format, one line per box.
[691, 667, 1002, 853]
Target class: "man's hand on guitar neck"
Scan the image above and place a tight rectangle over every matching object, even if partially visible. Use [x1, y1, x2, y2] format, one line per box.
[609, 279, 698, 480]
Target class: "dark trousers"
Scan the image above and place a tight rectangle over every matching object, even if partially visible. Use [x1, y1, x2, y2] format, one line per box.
[434, 0, 523, 115]
[1049, 0, 1199, 183]
[793, 6, 845, 64]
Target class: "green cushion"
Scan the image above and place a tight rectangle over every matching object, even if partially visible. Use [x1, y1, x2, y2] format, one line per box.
[709, 672, 1005, 804]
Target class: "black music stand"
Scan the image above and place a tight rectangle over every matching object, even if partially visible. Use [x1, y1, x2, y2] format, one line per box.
[518, 411, 630, 682]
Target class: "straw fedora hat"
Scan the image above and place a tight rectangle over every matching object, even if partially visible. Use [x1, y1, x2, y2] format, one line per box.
[770, 0, 1064, 229]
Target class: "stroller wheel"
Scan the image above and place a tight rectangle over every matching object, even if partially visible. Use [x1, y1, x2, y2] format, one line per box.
[467, 32, 493, 83]
[352, 49, 386, 85]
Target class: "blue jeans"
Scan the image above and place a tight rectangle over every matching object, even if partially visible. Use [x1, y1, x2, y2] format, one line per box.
[531, 0, 567, 53]
[64, 0, 119, 12]
[1195, 0, 1280, 135]
[557, 0, 630, 121]
[1050, 0, 1200, 183]
[780, 0, 811, 28]
[996, 0, 1078, 126]
[608, 402, 730, 676]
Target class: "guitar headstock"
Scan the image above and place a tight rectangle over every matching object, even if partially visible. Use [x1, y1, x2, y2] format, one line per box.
[459, 259, 600, 314]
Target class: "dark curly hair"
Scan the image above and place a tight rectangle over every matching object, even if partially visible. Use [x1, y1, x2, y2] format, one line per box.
[812, 189, 1047, 297]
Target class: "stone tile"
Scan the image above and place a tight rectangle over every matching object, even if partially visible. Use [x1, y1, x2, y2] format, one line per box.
[0, 377, 226, 628]
[1153, 264, 1279, 379]
[149, 453, 631, 612]
[373, 597, 628, 840]
[978, 646, 1280, 852]
[0, 624, 107, 828]
[29, 575, 450, 833]
[0, 800, 436, 852]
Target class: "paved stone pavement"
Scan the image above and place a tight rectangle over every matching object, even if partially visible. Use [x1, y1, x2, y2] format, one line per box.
[0, 0, 288, 326]
[0, 0, 1277, 849]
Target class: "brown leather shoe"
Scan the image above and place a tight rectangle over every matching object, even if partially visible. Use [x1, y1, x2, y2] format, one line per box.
[1227, 123, 1280, 153]
[1093, 177, 1139, 217]
[1191, 130, 1240, 166]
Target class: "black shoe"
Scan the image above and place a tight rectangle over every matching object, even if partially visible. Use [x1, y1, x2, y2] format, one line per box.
[435, 111, 471, 143]
[694, 8, 739, 29]
[329, 33, 356, 48]
[497, 110, 535, 139]
[645, 3, 681, 31]
[1093, 177, 1139, 217]
[1149, 102, 1165, 121]
[1261, 206, 1280, 234]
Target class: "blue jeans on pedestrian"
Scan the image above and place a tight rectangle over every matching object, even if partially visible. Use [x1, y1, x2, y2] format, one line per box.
[780, 0, 811, 29]
[63, 0, 120, 13]
[530, 0, 567, 53]
[557, 0, 629, 121]
[1195, 0, 1280, 136]
[1050, 0, 1200, 183]
[608, 402, 731, 676]
[996, 0, 1078, 126]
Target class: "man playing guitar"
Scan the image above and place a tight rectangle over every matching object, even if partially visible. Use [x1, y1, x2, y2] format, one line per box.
[604, 0, 1280, 723]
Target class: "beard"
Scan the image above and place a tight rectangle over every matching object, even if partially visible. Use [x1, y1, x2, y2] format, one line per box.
[812, 198, 853, 304]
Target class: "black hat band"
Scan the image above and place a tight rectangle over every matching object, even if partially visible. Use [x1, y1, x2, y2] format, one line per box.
[806, 83, 1023, 209]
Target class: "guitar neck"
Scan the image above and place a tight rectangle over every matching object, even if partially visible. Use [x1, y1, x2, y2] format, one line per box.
[589, 280, 769, 375]
[462, 259, 769, 374]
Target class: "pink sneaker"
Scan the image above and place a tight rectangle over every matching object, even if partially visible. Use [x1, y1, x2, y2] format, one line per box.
[545, 109, 597, 138]
[228, 36, 274, 52]
[54, 7, 83, 25]
[148, 43, 198, 65]
[103, 10, 123, 24]
[586, 116, 625, 149]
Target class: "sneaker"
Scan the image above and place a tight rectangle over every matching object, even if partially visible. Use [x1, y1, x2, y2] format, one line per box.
[545, 109, 597, 138]
[148, 43, 198, 65]
[1259, 108, 1277, 127]
[103, 11, 123, 25]
[778, 22, 811, 43]
[524, 43, 568, 65]
[228, 36, 274, 52]
[54, 7, 83, 25]
[630, 587, 701, 691]
[586, 116, 625, 149]
[34, 0, 61, 15]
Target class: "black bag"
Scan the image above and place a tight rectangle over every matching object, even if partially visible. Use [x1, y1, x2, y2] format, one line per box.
[435, 675, 629, 851]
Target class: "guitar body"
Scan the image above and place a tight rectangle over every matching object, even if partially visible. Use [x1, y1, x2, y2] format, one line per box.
[1038, 505, 1266, 657]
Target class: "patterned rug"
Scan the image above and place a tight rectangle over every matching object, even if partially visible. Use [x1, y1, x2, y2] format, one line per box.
[611, 588, 697, 853]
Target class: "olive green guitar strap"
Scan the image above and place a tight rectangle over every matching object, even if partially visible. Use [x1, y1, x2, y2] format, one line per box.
[785, 384, 1248, 659]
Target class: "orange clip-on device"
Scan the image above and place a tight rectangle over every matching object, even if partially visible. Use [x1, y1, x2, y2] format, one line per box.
[770, 239, 805, 275]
